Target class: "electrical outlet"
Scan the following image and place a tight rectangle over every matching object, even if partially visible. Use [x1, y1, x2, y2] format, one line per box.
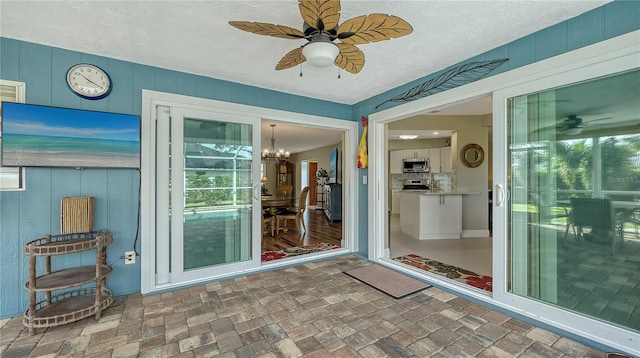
[125, 251, 135, 265]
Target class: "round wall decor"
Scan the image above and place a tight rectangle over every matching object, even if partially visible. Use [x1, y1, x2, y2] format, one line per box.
[460, 143, 484, 168]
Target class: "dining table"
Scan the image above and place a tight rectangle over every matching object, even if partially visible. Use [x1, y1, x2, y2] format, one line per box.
[261, 196, 291, 233]
[261, 196, 291, 214]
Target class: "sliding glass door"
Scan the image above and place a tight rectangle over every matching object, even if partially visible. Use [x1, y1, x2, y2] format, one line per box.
[156, 106, 262, 284]
[503, 68, 640, 332]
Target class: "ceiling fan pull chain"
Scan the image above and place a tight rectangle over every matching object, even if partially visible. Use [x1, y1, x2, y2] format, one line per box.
[337, 68, 341, 79]
[299, 64, 303, 77]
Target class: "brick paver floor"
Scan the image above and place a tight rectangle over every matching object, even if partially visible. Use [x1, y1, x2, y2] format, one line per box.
[0, 255, 608, 357]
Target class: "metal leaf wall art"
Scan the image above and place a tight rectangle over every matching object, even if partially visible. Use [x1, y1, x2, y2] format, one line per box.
[375, 58, 508, 109]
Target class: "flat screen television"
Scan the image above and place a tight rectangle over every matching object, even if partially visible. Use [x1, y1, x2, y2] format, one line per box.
[1, 102, 140, 169]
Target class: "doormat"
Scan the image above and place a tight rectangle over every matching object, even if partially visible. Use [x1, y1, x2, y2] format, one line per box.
[261, 243, 339, 262]
[344, 264, 431, 299]
[392, 254, 493, 292]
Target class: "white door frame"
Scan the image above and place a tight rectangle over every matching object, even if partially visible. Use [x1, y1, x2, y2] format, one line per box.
[368, 31, 640, 355]
[140, 90, 358, 294]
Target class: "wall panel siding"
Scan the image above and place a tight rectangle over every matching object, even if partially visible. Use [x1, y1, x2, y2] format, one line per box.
[1, 0, 639, 320]
[604, 1, 640, 38]
[107, 59, 135, 115]
[51, 47, 82, 109]
[0, 37, 351, 318]
[20, 43, 52, 105]
[567, 7, 604, 51]
[0, 38, 20, 79]
[534, 23, 568, 61]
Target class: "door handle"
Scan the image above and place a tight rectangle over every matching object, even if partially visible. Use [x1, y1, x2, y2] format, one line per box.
[253, 184, 261, 200]
[496, 184, 505, 207]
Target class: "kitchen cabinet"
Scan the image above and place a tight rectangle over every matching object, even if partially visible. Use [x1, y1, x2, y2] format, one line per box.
[400, 192, 462, 239]
[428, 147, 452, 173]
[404, 149, 430, 160]
[389, 150, 404, 174]
[440, 146, 452, 173]
[429, 148, 441, 173]
[390, 148, 449, 174]
[391, 191, 401, 215]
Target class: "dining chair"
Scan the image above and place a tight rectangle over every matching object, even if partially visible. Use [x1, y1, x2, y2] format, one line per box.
[275, 185, 294, 208]
[276, 186, 310, 236]
[262, 210, 275, 237]
[617, 207, 640, 240]
[569, 197, 620, 253]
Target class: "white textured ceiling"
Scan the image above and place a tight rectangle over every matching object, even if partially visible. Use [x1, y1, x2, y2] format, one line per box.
[1, 1, 621, 154]
[0, 0, 611, 106]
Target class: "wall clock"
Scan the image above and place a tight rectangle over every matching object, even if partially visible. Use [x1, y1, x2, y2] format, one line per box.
[66, 64, 112, 100]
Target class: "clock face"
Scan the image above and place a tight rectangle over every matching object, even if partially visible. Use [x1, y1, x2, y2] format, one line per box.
[66, 64, 112, 99]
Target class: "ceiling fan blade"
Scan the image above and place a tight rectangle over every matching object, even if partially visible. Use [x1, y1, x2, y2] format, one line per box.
[337, 14, 413, 45]
[583, 116, 613, 124]
[275, 48, 306, 70]
[298, 0, 340, 31]
[229, 21, 305, 39]
[335, 43, 365, 74]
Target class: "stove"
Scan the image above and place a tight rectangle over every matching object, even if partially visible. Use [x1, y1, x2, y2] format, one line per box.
[402, 179, 430, 190]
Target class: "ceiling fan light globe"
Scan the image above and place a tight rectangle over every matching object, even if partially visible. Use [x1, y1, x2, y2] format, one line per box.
[302, 41, 339, 67]
[564, 127, 583, 135]
[399, 134, 418, 140]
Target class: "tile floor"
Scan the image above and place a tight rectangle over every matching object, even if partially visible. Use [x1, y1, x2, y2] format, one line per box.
[0, 255, 608, 357]
[389, 215, 493, 276]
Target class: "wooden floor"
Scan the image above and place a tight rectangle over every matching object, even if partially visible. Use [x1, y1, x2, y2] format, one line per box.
[262, 206, 342, 251]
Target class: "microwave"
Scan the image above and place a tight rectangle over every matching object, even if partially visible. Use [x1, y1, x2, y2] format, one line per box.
[402, 158, 430, 173]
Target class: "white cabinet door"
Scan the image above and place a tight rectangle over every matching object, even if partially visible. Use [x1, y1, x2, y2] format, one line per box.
[402, 150, 416, 159]
[429, 148, 441, 173]
[419, 194, 462, 239]
[389, 150, 404, 174]
[419, 195, 441, 234]
[440, 146, 452, 173]
[414, 149, 430, 160]
[391, 193, 400, 215]
[441, 194, 462, 233]
[402, 149, 430, 160]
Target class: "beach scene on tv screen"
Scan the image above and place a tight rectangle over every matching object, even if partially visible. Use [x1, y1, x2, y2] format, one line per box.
[1, 103, 140, 168]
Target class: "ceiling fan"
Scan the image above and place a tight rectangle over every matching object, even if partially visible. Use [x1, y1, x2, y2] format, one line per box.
[229, 0, 413, 74]
[557, 114, 612, 135]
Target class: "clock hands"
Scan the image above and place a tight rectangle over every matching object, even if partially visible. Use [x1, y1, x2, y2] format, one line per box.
[78, 73, 104, 89]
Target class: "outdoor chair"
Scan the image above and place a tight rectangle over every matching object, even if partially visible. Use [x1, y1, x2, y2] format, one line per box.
[570, 197, 620, 254]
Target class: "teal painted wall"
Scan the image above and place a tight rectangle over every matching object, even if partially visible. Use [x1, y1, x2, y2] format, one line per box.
[0, 38, 352, 318]
[1, 0, 639, 318]
[353, 0, 640, 252]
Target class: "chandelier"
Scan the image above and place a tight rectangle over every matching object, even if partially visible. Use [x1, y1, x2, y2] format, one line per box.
[262, 124, 290, 162]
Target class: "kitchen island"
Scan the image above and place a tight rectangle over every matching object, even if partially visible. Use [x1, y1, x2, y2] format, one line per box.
[400, 191, 463, 240]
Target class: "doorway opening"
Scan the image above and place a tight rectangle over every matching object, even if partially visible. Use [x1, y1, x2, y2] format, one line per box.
[259, 121, 346, 261]
[384, 95, 494, 292]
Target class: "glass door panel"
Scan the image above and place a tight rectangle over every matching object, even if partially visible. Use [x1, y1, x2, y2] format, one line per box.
[181, 118, 253, 270]
[506, 68, 640, 332]
[166, 108, 261, 282]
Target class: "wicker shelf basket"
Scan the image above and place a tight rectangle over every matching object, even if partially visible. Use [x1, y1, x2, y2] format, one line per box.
[22, 287, 113, 330]
[24, 265, 113, 292]
[23, 230, 113, 335]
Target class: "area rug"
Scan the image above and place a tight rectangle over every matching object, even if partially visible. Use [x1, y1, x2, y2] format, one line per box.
[261, 243, 339, 262]
[344, 264, 431, 299]
[392, 254, 493, 292]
